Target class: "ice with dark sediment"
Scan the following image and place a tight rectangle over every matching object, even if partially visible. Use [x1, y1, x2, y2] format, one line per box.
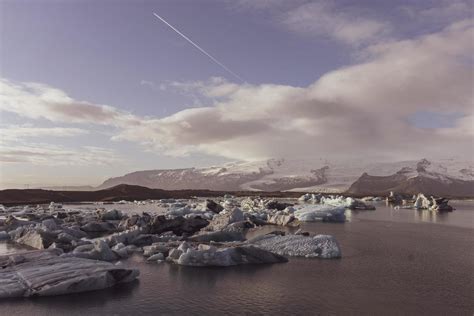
[166, 242, 288, 267]
[0, 249, 139, 298]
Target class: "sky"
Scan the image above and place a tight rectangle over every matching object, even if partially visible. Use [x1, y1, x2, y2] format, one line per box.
[0, 0, 473, 188]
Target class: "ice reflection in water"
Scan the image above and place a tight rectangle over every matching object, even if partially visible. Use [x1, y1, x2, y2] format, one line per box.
[345, 200, 473, 228]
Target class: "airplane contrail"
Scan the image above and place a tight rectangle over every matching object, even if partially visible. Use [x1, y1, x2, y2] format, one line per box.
[153, 12, 245, 83]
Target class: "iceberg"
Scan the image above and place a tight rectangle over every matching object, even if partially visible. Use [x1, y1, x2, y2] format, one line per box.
[249, 234, 341, 259]
[298, 193, 322, 203]
[293, 205, 346, 222]
[0, 249, 139, 298]
[167, 243, 288, 267]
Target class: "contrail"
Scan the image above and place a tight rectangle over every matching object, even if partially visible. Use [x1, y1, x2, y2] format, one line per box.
[153, 12, 245, 83]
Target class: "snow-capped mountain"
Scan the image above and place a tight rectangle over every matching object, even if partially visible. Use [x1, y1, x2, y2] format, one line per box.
[347, 159, 474, 197]
[97, 158, 474, 196]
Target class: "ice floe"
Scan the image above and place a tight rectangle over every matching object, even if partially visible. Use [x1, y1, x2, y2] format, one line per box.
[167, 242, 288, 267]
[0, 249, 139, 298]
[293, 205, 346, 222]
[248, 234, 342, 259]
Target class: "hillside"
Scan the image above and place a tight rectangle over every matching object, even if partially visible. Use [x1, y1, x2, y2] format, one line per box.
[96, 158, 474, 195]
[347, 159, 474, 197]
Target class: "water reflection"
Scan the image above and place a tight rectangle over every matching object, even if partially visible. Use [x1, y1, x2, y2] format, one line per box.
[414, 208, 451, 224]
[168, 263, 276, 289]
[3, 279, 140, 307]
[344, 209, 352, 222]
[346, 201, 473, 228]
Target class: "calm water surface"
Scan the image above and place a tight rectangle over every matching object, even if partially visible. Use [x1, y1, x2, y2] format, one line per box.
[1, 201, 473, 315]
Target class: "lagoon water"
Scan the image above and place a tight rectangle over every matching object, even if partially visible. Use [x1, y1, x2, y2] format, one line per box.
[2, 201, 473, 315]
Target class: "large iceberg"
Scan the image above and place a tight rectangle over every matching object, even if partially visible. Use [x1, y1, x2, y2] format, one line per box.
[167, 242, 287, 267]
[0, 249, 139, 298]
[293, 205, 346, 222]
[248, 234, 342, 259]
[321, 196, 375, 210]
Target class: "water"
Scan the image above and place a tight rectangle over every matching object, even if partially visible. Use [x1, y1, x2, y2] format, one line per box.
[1, 202, 473, 315]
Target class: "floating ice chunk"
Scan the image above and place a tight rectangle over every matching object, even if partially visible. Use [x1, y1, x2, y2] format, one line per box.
[414, 193, 432, 209]
[293, 205, 346, 222]
[169, 243, 287, 267]
[267, 214, 298, 226]
[166, 205, 193, 217]
[147, 253, 164, 261]
[249, 234, 341, 259]
[298, 193, 322, 203]
[320, 196, 353, 207]
[166, 203, 213, 219]
[99, 209, 123, 221]
[206, 207, 245, 231]
[49, 202, 63, 212]
[319, 196, 375, 210]
[0, 249, 139, 298]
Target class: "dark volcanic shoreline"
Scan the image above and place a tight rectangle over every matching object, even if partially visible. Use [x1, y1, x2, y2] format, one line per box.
[0, 184, 304, 206]
[1, 183, 473, 206]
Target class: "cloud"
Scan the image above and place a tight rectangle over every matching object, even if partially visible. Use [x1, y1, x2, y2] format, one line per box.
[0, 79, 139, 126]
[140, 80, 161, 91]
[0, 81, 129, 166]
[1, 19, 472, 163]
[0, 143, 122, 166]
[114, 20, 473, 161]
[282, 1, 391, 45]
[418, 0, 472, 21]
[0, 126, 89, 142]
[160, 77, 241, 98]
[231, 0, 305, 11]
[233, 0, 473, 47]
[436, 114, 474, 138]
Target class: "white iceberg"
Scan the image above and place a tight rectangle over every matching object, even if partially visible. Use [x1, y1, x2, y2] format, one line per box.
[298, 193, 322, 203]
[293, 205, 346, 222]
[249, 234, 342, 259]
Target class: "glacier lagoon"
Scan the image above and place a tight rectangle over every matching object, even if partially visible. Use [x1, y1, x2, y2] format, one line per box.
[0, 200, 473, 314]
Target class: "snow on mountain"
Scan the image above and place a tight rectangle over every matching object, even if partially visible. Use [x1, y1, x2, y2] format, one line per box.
[347, 158, 474, 197]
[97, 158, 474, 195]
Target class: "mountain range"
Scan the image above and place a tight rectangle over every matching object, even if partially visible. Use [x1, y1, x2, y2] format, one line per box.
[92, 158, 473, 197]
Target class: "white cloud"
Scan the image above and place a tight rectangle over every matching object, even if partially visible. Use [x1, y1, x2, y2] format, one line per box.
[1, 19, 472, 163]
[0, 142, 122, 166]
[283, 1, 391, 45]
[419, 0, 472, 20]
[234, 0, 473, 47]
[0, 126, 89, 142]
[161, 77, 241, 98]
[0, 81, 129, 168]
[114, 20, 474, 161]
[0, 79, 139, 126]
[232, 0, 304, 11]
